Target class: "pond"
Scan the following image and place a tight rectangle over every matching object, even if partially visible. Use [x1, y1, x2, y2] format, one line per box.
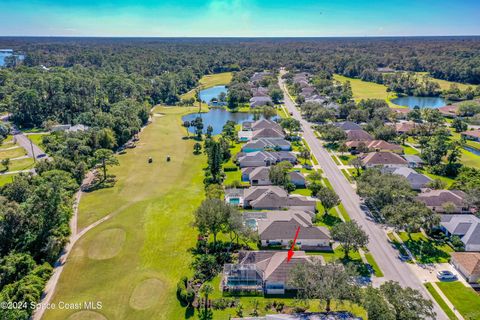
[464, 146, 480, 156]
[0, 49, 24, 67]
[199, 85, 228, 106]
[182, 108, 278, 135]
[391, 96, 446, 109]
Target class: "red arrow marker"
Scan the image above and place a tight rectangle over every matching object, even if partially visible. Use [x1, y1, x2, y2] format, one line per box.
[287, 226, 301, 262]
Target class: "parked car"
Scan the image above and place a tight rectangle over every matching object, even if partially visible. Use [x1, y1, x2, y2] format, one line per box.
[398, 254, 411, 262]
[437, 270, 457, 281]
[37, 153, 47, 158]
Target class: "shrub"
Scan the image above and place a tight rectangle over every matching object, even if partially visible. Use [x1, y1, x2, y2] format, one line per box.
[176, 276, 195, 306]
[224, 165, 238, 172]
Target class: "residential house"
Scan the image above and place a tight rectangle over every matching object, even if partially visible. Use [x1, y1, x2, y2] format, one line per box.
[334, 121, 362, 131]
[300, 87, 316, 98]
[226, 186, 316, 211]
[251, 86, 270, 97]
[288, 171, 307, 187]
[250, 71, 272, 84]
[242, 167, 306, 187]
[416, 189, 471, 214]
[257, 210, 330, 249]
[222, 250, 324, 295]
[385, 167, 432, 190]
[345, 129, 374, 142]
[360, 152, 408, 169]
[438, 105, 459, 118]
[237, 151, 296, 168]
[242, 138, 291, 152]
[391, 108, 411, 119]
[439, 214, 480, 251]
[393, 121, 417, 135]
[461, 129, 480, 142]
[231, 312, 362, 320]
[250, 96, 273, 108]
[252, 127, 285, 140]
[345, 140, 403, 153]
[450, 252, 480, 283]
[251, 119, 283, 132]
[402, 154, 424, 168]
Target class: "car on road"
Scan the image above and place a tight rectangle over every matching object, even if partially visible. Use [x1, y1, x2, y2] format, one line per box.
[436, 270, 457, 281]
[398, 254, 412, 262]
[37, 153, 47, 158]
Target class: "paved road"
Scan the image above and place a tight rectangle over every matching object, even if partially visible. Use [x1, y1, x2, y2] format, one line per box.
[12, 128, 49, 160]
[278, 74, 448, 320]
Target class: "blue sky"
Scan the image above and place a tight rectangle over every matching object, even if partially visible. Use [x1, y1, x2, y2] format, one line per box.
[1, 0, 479, 36]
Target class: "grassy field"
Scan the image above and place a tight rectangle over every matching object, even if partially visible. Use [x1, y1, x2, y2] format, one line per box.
[0, 146, 27, 159]
[44, 106, 207, 320]
[181, 72, 233, 100]
[424, 283, 457, 320]
[415, 72, 474, 91]
[437, 281, 480, 320]
[334, 74, 397, 106]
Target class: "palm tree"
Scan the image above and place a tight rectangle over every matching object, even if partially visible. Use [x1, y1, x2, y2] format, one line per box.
[200, 283, 214, 313]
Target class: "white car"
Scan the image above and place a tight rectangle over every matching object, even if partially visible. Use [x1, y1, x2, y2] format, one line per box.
[436, 270, 457, 281]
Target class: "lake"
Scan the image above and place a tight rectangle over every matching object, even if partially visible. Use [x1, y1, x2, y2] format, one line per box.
[182, 108, 277, 135]
[0, 49, 24, 67]
[391, 96, 446, 109]
[199, 85, 227, 106]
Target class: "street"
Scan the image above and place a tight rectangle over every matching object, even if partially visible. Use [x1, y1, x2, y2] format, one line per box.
[278, 73, 448, 320]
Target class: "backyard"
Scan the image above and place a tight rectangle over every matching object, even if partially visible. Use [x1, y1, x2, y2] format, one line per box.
[43, 106, 207, 320]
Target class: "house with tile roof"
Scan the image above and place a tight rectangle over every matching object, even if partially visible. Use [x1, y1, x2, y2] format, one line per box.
[345, 129, 374, 142]
[450, 252, 480, 283]
[222, 250, 324, 295]
[360, 152, 408, 169]
[416, 189, 472, 214]
[345, 140, 403, 153]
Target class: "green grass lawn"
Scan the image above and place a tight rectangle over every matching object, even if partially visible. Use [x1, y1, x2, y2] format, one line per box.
[338, 154, 354, 165]
[182, 72, 233, 100]
[364, 252, 383, 277]
[416, 169, 456, 188]
[4, 157, 35, 172]
[0, 146, 27, 159]
[333, 74, 397, 106]
[424, 283, 457, 320]
[398, 232, 453, 263]
[402, 144, 419, 155]
[436, 281, 480, 320]
[0, 174, 17, 187]
[26, 132, 48, 149]
[415, 72, 474, 91]
[44, 106, 207, 320]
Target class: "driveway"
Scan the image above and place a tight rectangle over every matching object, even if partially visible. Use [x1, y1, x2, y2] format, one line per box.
[278, 71, 448, 319]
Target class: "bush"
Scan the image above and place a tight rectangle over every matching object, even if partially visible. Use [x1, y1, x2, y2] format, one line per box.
[176, 276, 195, 306]
[212, 298, 237, 310]
[223, 165, 238, 172]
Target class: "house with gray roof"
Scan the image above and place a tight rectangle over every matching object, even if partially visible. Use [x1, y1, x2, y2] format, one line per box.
[237, 151, 297, 168]
[440, 214, 480, 251]
[251, 86, 270, 97]
[251, 119, 283, 131]
[402, 154, 424, 168]
[250, 71, 272, 84]
[250, 96, 273, 108]
[222, 250, 323, 295]
[335, 121, 362, 131]
[242, 138, 291, 152]
[416, 189, 472, 214]
[384, 167, 432, 190]
[252, 127, 286, 140]
[241, 167, 306, 187]
[226, 186, 316, 211]
[256, 210, 330, 249]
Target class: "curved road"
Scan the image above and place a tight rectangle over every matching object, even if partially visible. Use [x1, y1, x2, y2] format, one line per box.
[278, 73, 447, 320]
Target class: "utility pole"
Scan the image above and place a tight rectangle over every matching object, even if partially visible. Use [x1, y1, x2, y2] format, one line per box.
[30, 138, 36, 162]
